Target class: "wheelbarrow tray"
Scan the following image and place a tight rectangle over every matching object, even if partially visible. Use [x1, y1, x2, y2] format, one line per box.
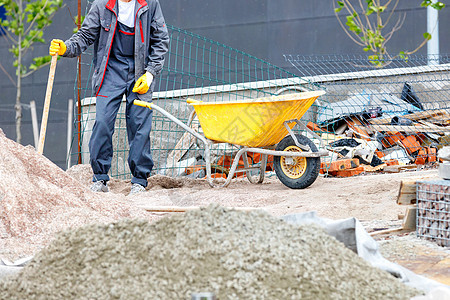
[188, 91, 325, 147]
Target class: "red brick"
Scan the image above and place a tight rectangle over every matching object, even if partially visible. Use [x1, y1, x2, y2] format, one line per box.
[185, 165, 205, 175]
[307, 122, 325, 132]
[382, 131, 404, 148]
[415, 149, 427, 165]
[426, 147, 437, 163]
[375, 151, 385, 158]
[330, 166, 365, 177]
[385, 159, 399, 166]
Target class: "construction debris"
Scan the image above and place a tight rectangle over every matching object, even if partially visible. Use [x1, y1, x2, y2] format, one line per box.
[0, 205, 421, 299]
[312, 83, 449, 178]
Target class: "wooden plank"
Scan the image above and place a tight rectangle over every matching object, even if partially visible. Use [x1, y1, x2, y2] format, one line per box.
[384, 164, 417, 173]
[401, 109, 450, 121]
[397, 179, 418, 205]
[142, 206, 262, 212]
[368, 117, 391, 125]
[368, 109, 450, 125]
[416, 120, 446, 130]
[427, 114, 450, 126]
[396, 175, 440, 205]
[369, 227, 405, 236]
[402, 205, 417, 230]
[369, 124, 450, 134]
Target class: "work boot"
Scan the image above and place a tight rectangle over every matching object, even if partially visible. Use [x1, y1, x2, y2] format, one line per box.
[90, 180, 109, 193]
[129, 183, 145, 196]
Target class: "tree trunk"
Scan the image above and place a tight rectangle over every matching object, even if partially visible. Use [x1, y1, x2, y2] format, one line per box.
[15, 39, 22, 144]
[15, 0, 23, 144]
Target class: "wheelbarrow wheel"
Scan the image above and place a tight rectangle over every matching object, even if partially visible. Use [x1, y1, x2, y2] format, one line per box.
[274, 134, 320, 189]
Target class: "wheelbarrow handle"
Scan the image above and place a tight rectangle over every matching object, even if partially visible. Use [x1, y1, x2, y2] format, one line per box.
[133, 99, 152, 109]
[186, 98, 203, 104]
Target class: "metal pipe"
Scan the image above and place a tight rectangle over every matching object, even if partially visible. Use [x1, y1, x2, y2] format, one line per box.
[67, 99, 73, 170]
[30, 100, 39, 148]
[77, 0, 82, 163]
[427, 3, 440, 66]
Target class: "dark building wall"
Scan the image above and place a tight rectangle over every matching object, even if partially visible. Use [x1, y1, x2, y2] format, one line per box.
[0, 0, 448, 168]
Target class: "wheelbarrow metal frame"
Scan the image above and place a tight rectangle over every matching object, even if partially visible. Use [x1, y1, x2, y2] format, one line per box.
[135, 100, 328, 188]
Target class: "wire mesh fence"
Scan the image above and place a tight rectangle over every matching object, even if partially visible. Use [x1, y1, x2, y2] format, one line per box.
[68, 4, 322, 179]
[285, 54, 450, 176]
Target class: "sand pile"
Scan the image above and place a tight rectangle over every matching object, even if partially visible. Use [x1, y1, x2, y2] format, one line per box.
[0, 130, 147, 259]
[0, 205, 420, 299]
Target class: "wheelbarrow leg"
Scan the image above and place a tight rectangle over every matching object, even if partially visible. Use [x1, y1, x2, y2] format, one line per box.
[258, 154, 268, 183]
[204, 143, 214, 187]
[204, 142, 236, 188]
[206, 148, 248, 188]
[244, 152, 266, 184]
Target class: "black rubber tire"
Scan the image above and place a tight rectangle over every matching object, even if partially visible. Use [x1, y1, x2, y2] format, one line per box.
[274, 134, 320, 189]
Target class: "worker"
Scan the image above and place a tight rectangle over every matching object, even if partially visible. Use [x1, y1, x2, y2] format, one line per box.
[49, 0, 169, 195]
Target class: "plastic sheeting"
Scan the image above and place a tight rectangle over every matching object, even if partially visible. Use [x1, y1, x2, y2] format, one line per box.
[281, 211, 450, 295]
[317, 89, 421, 124]
[0, 256, 32, 278]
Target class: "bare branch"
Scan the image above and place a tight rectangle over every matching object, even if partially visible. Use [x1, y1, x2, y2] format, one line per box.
[0, 60, 16, 87]
[345, 0, 367, 32]
[384, 13, 405, 43]
[384, 0, 399, 28]
[405, 38, 429, 55]
[0, 24, 18, 44]
[67, 6, 79, 26]
[333, 1, 366, 46]
[360, 0, 374, 33]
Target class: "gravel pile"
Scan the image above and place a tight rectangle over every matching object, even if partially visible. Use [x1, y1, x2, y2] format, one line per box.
[0, 129, 148, 260]
[0, 205, 421, 299]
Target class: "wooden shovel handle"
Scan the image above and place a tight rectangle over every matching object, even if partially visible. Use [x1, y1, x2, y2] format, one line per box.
[37, 55, 58, 155]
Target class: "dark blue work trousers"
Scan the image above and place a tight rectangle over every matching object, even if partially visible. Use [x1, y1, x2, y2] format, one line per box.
[89, 22, 153, 187]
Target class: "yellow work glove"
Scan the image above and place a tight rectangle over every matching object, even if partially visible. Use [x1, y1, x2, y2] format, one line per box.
[132, 71, 153, 94]
[49, 39, 66, 56]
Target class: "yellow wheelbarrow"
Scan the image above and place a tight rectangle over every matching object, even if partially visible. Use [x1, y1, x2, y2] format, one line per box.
[134, 90, 328, 189]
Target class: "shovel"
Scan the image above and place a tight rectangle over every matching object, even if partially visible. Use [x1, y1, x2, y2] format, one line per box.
[37, 54, 58, 155]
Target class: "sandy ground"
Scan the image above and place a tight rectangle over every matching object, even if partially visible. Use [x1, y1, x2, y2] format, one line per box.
[2, 152, 449, 285]
[74, 165, 438, 222]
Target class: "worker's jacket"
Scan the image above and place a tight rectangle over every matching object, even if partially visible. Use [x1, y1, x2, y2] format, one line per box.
[63, 0, 169, 101]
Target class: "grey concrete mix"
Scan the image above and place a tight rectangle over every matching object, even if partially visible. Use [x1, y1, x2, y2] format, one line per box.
[0, 205, 420, 299]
